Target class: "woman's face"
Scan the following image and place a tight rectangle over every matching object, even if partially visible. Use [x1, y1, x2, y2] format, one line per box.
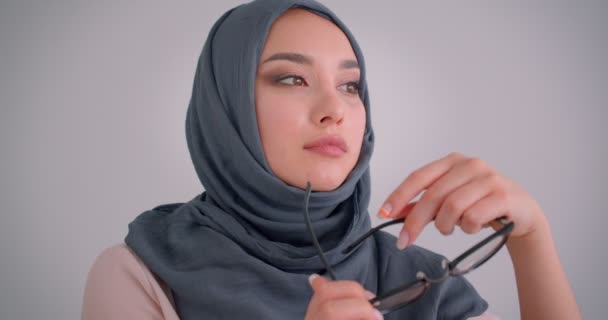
[255, 9, 366, 192]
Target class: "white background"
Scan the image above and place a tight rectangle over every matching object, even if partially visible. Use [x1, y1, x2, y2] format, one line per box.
[1, 1, 606, 319]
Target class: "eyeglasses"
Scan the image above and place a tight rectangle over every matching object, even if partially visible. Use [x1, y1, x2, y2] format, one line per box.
[303, 182, 514, 315]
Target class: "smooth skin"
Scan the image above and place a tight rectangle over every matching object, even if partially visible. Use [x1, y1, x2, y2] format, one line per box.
[255, 8, 581, 320]
[255, 9, 366, 192]
[307, 274, 383, 320]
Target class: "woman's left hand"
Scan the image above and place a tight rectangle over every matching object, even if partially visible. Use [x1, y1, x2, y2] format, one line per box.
[378, 152, 547, 249]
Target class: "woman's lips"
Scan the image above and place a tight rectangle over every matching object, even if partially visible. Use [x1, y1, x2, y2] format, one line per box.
[303, 135, 347, 157]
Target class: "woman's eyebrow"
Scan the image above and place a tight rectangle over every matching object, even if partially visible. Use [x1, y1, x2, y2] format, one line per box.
[261, 52, 359, 70]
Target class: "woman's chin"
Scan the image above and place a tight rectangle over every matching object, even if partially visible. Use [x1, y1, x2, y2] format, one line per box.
[303, 172, 349, 192]
[272, 161, 354, 192]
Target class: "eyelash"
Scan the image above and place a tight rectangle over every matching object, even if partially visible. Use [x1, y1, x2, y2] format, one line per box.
[274, 74, 360, 95]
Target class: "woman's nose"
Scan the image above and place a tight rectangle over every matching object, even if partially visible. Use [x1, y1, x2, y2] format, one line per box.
[311, 90, 345, 128]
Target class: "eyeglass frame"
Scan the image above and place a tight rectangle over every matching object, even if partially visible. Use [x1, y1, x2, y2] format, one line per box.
[303, 182, 514, 315]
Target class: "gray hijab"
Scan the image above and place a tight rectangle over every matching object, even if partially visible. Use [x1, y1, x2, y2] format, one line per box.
[125, 0, 488, 319]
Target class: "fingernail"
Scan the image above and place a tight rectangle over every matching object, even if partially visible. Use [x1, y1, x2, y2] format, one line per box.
[373, 308, 384, 320]
[396, 230, 409, 250]
[308, 273, 319, 286]
[377, 203, 392, 219]
[365, 290, 376, 300]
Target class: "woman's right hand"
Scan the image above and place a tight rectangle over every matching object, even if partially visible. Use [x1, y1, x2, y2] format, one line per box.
[305, 274, 383, 320]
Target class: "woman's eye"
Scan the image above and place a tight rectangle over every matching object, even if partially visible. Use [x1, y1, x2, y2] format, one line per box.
[338, 82, 360, 94]
[277, 75, 307, 86]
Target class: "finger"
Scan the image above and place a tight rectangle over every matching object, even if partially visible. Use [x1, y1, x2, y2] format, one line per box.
[459, 191, 509, 234]
[397, 157, 489, 247]
[309, 275, 367, 302]
[378, 152, 466, 219]
[434, 173, 497, 235]
[381, 201, 416, 220]
[308, 275, 381, 320]
[316, 298, 383, 320]
[307, 274, 330, 313]
[309, 273, 330, 292]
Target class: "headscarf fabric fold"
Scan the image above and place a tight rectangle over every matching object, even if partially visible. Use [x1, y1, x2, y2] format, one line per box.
[125, 0, 488, 318]
[127, 0, 376, 318]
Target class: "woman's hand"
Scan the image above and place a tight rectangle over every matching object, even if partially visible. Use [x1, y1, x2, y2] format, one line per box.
[378, 152, 547, 249]
[305, 274, 383, 320]
[375, 152, 581, 319]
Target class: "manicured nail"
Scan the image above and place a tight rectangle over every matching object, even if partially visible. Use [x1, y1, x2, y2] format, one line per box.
[377, 203, 392, 219]
[373, 309, 384, 320]
[365, 290, 376, 300]
[308, 273, 319, 286]
[396, 230, 409, 250]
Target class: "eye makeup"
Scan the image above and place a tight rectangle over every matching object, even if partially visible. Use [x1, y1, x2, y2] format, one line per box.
[260, 67, 360, 95]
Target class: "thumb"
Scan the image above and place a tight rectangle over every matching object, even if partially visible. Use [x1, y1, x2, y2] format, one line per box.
[308, 274, 328, 293]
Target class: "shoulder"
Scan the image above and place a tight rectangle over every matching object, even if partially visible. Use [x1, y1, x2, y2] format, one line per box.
[82, 244, 179, 320]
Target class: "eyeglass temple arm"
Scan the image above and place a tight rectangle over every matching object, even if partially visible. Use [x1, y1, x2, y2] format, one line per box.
[342, 216, 512, 255]
[342, 219, 403, 254]
[304, 182, 338, 280]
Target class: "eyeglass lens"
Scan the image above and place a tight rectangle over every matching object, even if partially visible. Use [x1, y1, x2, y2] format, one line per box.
[452, 233, 506, 275]
[372, 281, 427, 314]
[303, 181, 512, 316]
[372, 230, 510, 314]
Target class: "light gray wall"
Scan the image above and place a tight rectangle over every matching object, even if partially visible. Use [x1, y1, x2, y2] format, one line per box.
[1, 1, 606, 319]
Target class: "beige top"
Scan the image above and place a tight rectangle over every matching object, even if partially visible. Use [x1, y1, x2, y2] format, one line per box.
[82, 244, 498, 319]
[82, 244, 179, 320]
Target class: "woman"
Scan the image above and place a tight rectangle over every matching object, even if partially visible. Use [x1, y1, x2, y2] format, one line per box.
[82, 0, 581, 319]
